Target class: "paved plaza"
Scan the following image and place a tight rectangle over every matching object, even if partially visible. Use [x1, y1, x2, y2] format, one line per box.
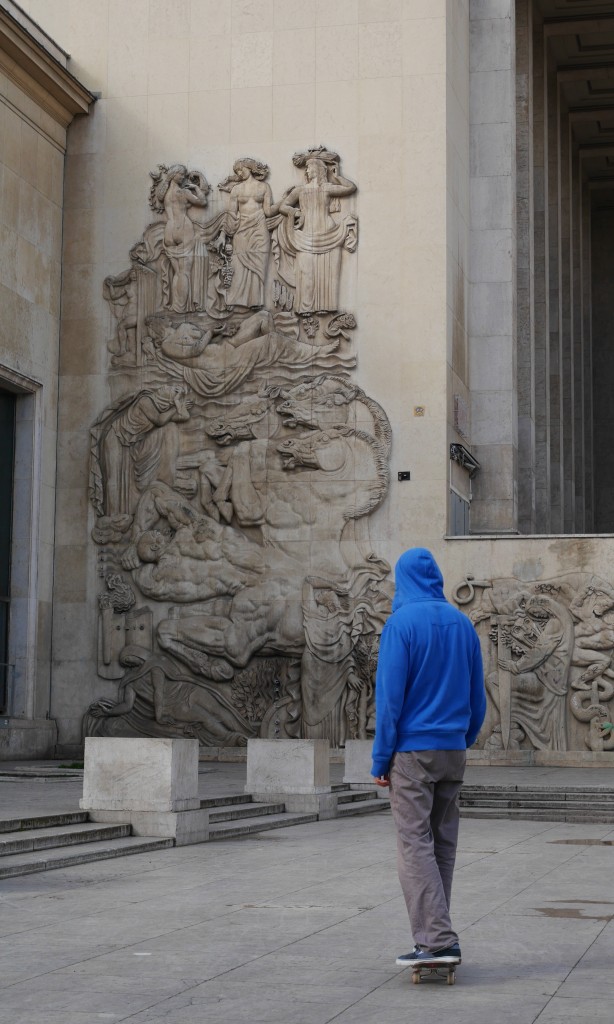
[1, 765, 613, 1023]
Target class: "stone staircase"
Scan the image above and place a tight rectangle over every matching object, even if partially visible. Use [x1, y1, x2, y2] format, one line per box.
[460, 784, 614, 823]
[335, 785, 390, 818]
[205, 784, 389, 839]
[204, 794, 317, 839]
[0, 811, 173, 879]
[0, 786, 389, 877]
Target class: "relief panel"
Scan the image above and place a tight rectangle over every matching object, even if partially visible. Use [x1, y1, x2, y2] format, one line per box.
[85, 146, 391, 749]
[453, 573, 614, 752]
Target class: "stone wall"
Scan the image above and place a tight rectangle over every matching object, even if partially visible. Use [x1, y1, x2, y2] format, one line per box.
[0, 1, 91, 756]
[16, 0, 462, 755]
[10, 0, 614, 764]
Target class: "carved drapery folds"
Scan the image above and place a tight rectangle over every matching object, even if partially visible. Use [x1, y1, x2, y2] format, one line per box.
[453, 573, 614, 752]
[87, 148, 389, 748]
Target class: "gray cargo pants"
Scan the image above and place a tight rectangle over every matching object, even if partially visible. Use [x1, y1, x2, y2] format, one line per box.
[389, 749, 466, 952]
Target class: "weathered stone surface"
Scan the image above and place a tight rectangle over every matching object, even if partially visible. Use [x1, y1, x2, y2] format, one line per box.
[454, 571, 614, 755]
[245, 738, 330, 794]
[87, 807, 210, 845]
[245, 738, 336, 818]
[343, 739, 374, 784]
[80, 737, 200, 812]
[83, 148, 388, 754]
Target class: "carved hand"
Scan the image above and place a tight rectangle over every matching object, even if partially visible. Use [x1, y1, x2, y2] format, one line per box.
[88, 700, 113, 718]
[121, 544, 140, 571]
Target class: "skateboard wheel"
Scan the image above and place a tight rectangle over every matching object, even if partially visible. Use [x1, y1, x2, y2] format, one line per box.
[447, 971, 455, 985]
[411, 972, 421, 984]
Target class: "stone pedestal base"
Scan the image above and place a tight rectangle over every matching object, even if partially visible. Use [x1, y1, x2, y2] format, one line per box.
[0, 717, 57, 759]
[80, 737, 205, 843]
[87, 807, 210, 846]
[343, 740, 374, 784]
[246, 739, 337, 819]
[342, 739, 387, 798]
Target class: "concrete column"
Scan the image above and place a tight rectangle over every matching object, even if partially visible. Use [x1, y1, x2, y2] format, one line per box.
[468, 0, 518, 533]
[516, 0, 535, 534]
[531, 2, 550, 533]
[571, 135, 585, 531]
[590, 207, 614, 531]
[546, 58, 564, 532]
[581, 178, 593, 530]
[559, 101, 575, 532]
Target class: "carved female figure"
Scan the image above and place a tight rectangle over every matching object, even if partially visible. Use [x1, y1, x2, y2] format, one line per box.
[218, 158, 283, 309]
[90, 383, 192, 517]
[277, 148, 357, 315]
[149, 164, 210, 312]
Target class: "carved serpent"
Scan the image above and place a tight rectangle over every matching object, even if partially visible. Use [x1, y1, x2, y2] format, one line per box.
[569, 678, 614, 722]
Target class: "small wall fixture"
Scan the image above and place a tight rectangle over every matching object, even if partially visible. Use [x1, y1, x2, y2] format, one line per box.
[449, 443, 480, 478]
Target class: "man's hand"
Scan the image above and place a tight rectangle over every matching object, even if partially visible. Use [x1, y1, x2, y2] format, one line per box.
[373, 774, 390, 788]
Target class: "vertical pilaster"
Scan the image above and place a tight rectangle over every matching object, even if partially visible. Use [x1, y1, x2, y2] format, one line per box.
[531, 3, 550, 532]
[546, 57, 563, 532]
[516, 0, 535, 534]
[468, 0, 517, 533]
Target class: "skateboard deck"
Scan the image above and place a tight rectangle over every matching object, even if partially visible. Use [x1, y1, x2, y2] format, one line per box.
[411, 960, 459, 985]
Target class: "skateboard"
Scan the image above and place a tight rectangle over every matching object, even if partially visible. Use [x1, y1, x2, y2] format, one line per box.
[411, 960, 459, 985]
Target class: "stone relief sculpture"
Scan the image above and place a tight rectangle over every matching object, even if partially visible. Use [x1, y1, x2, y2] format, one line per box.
[147, 164, 210, 313]
[453, 573, 614, 752]
[217, 158, 286, 309]
[86, 646, 253, 746]
[86, 146, 390, 748]
[275, 146, 357, 315]
[90, 384, 193, 517]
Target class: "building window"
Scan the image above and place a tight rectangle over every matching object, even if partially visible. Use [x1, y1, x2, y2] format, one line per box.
[449, 490, 470, 537]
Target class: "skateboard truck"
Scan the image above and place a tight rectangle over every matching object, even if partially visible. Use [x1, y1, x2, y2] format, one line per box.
[411, 960, 459, 985]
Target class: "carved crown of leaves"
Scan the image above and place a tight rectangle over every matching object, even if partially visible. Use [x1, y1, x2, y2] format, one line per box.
[292, 145, 340, 168]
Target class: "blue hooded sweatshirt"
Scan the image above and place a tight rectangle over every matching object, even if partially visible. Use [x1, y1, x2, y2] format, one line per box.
[371, 548, 486, 777]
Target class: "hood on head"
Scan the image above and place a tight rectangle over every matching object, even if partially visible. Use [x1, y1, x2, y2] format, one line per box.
[392, 548, 445, 610]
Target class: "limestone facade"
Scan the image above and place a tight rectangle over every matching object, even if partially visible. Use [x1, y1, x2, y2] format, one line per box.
[0, 0, 92, 756]
[1, 0, 614, 763]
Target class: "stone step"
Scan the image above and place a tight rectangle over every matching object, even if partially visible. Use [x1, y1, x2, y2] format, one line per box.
[199, 793, 254, 810]
[208, 810, 318, 840]
[337, 798, 390, 817]
[208, 801, 286, 823]
[0, 811, 90, 834]
[460, 790, 614, 798]
[0, 835, 174, 879]
[460, 798, 614, 806]
[461, 807, 614, 823]
[337, 790, 375, 804]
[0, 822, 131, 857]
[0, 769, 83, 779]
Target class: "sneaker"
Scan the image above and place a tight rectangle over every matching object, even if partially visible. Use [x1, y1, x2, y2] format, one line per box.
[395, 943, 461, 967]
[395, 946, 423, 966]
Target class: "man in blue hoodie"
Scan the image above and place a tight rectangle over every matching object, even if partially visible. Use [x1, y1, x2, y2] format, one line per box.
[371, 548, 486, 968]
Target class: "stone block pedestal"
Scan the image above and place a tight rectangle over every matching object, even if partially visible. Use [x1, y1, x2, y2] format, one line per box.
[246, 738, 337, 819]
[343, 740, 373, 784]
[80, 737, 209, 845]
[342, 739, 386, 797]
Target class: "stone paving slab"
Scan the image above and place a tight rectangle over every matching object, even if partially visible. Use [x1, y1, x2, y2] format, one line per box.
[0, 780, 613, 1023]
